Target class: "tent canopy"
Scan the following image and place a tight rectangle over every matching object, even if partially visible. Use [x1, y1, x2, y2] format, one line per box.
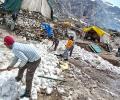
[83, 26, 106, 37]
[1, 0, 22, 12]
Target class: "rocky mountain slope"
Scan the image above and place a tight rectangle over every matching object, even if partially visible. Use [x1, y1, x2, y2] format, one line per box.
[50, 0, 120, 31]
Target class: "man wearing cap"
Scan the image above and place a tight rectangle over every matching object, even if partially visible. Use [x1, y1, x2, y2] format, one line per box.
[4, 36, 41, 98]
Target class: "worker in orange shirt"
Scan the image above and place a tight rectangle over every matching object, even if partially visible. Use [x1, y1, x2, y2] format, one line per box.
[63, 36, 74, 60]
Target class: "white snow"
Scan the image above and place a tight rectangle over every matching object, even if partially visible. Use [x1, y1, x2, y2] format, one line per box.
[0, 38, 120, 99]
[0, 39, 62, 100]
[102, 0, 120, 8]
[114, 18, 120, 23]
[72, 45, 120, 74]
[90, 0, 95, 1]
[103, 1, 114, 7]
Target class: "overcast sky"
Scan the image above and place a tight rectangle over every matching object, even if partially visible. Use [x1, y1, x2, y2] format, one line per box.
[103, 0, 120, 7]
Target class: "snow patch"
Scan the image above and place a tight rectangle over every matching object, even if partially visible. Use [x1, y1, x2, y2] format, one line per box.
[0, 39, 62, 99]
[72, 45, 120, 74]
[114, 18, 120, 23]
[0, 38, 120, 99]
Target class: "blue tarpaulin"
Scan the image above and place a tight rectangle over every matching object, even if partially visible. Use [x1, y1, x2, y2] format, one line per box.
[41, 23, 54, 38]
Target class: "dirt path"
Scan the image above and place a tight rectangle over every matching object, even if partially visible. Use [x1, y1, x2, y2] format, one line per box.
[56, 58, 120, 100]
[38, 90, 62, 100]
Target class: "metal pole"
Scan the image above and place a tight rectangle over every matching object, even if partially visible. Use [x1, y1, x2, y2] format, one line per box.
[38, 75, 66, 82]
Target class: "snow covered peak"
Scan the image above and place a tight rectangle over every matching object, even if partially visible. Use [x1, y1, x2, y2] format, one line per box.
[102, 1, 114, 7]
[102, 0, 120, 8]
[90, 0, 96, 1]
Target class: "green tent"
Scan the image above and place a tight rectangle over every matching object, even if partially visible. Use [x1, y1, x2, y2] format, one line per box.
[3, 0, 22, 12]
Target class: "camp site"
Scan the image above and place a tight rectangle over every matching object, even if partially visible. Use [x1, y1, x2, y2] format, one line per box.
[0, 0, 120, 100]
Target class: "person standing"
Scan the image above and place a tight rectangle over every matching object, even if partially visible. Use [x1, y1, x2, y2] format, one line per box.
[63, 36, 74, 60]
[52, 37, 59, 51]
[116, 46, 120, 57]
[4, 36, 41, 98]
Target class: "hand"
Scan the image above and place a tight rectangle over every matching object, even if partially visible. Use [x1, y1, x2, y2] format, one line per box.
[18, 65, 24, 70]
[18, 67, 22, 70]
[7, 66, 13, 71]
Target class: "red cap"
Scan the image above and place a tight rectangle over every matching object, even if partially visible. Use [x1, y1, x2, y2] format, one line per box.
[4, 36, 15, 46]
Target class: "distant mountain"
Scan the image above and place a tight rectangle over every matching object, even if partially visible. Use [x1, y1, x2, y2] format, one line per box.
[49, 0, 120, 31]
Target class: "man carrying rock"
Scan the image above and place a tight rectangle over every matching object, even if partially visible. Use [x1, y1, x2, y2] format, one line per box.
[4, 36, 41, 98]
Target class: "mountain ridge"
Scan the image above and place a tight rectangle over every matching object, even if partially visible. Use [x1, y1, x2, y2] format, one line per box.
[49, 0, 120, 31]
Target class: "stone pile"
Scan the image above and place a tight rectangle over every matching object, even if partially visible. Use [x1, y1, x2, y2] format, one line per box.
[15, 10, 45, 41]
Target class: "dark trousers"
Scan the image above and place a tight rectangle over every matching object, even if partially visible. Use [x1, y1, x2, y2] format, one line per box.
[63, 46, 74, 60]
[17, 58, 41, 94]
[54, 43, 59, 51]
[69, 46, 74, 57]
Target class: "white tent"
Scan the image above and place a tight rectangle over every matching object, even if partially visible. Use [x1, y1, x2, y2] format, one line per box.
[41, 0, 52, 19]
[21, 0, 52, 19]
[100, 33, 111, 44]
[21, 0, 42, 12]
